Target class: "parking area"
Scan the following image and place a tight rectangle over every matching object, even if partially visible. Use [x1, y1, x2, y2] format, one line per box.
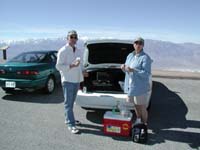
[0, 77, 200, 150]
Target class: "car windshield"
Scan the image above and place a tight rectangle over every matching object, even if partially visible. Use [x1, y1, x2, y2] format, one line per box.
[9, 52, 46, 63]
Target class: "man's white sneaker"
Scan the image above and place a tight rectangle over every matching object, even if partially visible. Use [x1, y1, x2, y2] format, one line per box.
[68, 126, 80, 134]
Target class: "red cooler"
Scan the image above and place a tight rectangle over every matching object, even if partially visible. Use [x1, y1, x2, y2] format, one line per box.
[103, 111, 133, 137]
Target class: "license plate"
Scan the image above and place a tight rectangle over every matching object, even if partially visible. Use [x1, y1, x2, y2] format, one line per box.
[5, 81, 16, 88]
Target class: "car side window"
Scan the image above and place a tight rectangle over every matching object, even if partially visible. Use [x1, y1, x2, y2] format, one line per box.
[50, 54, 57, 63]
[53, 52, 57, 57]
[41, 55, 52, 63]
[40, 53, 57, 63]
[53, 52, 57, 60]
[25, 54, 37, 62]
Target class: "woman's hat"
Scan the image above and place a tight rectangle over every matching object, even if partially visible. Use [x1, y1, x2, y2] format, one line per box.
[134, 37, 144, 44]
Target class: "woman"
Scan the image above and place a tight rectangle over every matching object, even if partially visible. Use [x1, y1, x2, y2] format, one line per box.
[121, 37, 152, 125]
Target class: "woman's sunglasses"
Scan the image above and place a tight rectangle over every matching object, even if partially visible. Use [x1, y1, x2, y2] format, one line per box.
[70, 36, 78, 39]
[134, 41, 143, 45]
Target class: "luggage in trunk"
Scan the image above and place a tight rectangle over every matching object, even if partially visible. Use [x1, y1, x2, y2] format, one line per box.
[83, 68, 125, 93]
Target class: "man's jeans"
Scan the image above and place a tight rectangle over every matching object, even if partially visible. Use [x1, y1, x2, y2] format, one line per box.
[62, 82, 79, 127]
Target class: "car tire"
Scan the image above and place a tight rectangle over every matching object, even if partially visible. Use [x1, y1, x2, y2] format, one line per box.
[44, 76, 55, 94]
[2, 87, 15, 94]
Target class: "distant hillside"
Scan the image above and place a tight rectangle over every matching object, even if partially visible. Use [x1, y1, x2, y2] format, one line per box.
[145, 39, 200, 71]
[0, 38, 199, 72]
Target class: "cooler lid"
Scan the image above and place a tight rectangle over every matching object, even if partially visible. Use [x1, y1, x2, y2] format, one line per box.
[103, 111, 132, 121]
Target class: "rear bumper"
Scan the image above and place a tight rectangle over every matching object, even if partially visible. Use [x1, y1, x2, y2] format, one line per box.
[0, 77, 47, 89]
[77, 91, 127, 109]
[76, 90, 151, 110]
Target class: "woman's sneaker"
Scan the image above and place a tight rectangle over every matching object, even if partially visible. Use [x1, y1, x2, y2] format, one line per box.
[68, 126, 80, 134]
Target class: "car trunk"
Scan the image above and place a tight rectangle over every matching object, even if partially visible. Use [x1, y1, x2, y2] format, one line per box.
[83, 42, 133, 93]
[83, 68, 125, 93]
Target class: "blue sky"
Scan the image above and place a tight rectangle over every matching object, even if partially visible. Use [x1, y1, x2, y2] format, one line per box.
[0, 0, 200, 43]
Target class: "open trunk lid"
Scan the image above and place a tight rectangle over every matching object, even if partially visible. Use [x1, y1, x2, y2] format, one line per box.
[85, 41, 133, 66]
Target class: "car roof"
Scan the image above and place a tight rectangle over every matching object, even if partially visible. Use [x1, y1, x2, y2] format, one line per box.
[85, 39, 133, 45]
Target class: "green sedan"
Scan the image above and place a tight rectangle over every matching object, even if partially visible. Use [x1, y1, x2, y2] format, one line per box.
[0, 50, 60, 94]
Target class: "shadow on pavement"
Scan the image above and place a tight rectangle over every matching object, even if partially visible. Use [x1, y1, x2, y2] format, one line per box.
[78, 110, 105, 136]
[83, 81, 200, 148]
[148, 81, 200, 148]
[1, 85, 63, 104]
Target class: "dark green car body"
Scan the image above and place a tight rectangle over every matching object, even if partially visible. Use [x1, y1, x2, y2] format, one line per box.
[0, 50, 60, 93]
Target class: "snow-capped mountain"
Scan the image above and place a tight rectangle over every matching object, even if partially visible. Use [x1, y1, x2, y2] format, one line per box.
[0, 38, 199, 72]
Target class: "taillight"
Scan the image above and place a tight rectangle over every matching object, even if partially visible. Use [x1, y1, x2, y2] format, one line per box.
[0, 69, 6, 74]
[17, 70, 39, 75]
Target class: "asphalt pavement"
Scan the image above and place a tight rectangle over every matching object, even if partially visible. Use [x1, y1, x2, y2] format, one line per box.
[0, 77, 200, 150]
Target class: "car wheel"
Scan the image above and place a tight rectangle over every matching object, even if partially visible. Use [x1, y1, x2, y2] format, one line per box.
[44, 76, 55, 94]
[2, 87, 15, 94]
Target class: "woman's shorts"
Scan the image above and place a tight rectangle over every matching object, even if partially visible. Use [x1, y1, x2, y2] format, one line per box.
[127, 93, 148, 105]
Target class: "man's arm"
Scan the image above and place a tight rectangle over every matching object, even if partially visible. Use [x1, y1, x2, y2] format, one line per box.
[56, 49, 71, 72]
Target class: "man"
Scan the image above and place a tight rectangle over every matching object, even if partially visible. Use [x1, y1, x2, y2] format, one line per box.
[56, 30, 83, 134]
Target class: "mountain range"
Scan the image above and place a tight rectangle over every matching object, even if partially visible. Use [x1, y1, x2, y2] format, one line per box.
[0, 38, 199, 72]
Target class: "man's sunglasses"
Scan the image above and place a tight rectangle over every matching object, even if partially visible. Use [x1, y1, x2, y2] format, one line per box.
[134, 41, 143, 45]
[70, 36, 78, 39]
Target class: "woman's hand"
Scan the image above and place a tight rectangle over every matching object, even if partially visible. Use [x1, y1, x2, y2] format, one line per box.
[121, 64, 134, 72]
[121, 64, 126, 71]
[126, 66, 134, 72]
